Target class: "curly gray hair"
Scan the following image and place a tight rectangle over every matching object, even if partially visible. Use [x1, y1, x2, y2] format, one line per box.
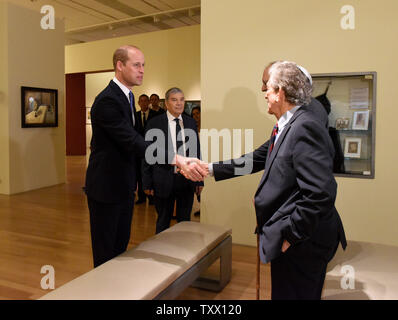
[267, 61, 312, 106]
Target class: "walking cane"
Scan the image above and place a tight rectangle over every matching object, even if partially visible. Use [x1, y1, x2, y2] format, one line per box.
[256, 231, 260, 300]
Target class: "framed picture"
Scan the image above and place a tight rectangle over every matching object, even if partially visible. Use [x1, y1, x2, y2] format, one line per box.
[184, 100, 201, 116]
[335, 118, 350, 130]
[344, 137, 362, 158]
[21, 86, 58, 128]
[86, 107, 91, 124]
[352, 110, 369, 130]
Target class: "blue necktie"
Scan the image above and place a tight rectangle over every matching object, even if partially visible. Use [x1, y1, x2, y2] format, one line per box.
[129, 91, 135, 125]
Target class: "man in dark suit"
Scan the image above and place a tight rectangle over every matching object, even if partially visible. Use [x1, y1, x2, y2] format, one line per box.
[206, 61, 346, 299]
[135, 94, 158, 204]
[149, 93, 165, 116]
[85, 46, 206, 268]
[142, 87, 203, 234]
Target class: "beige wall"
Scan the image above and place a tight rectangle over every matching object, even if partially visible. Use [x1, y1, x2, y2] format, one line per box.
[66, 25, 200, 100]
[0, 2, 10, 194]
[0, 2, 65, 194]
[201, 0, 398, 247]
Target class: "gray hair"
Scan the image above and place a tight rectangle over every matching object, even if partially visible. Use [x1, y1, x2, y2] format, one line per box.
[268, 61, 312, 106]
[165, 87, 184, 101]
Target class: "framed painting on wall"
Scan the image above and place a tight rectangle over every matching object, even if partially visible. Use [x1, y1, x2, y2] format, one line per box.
[21, 86, 58, 128]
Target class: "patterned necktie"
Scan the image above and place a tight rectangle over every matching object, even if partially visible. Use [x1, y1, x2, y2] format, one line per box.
[129, 91, 135, 125]
[174, 118, 185, 156]
[269, 123, 279, 154]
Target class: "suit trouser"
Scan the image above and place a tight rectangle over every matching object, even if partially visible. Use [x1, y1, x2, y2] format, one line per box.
[87, 196, 134, 268]
[154, 174, 194, 234]
[136, 160, 146, 201]
[270, 238, 339, 300]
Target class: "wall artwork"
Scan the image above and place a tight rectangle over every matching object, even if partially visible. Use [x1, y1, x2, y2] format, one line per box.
[344, 137, 362, 158]
[21, 86, 58, 128]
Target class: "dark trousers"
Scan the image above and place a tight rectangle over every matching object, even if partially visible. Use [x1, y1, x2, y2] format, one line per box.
[154, 174, 194, 234]
[136, 160, 146, 201]
[270, 239, 339, 300]
[87, 196, 134, 268]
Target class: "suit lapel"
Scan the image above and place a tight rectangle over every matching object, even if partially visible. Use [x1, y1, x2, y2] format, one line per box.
[255, 108, 306, 195]
[109, 80, 134, 126]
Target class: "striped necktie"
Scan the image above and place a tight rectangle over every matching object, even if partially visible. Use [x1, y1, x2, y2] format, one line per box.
[269, 123, 279, 154]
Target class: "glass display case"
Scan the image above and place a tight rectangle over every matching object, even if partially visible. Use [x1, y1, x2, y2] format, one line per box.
[311, 72, 376, 178]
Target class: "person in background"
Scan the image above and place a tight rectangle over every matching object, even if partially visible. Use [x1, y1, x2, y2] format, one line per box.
[135, 94, 158, 204]
[149, 93, 165, 116]
[142, 88, 203, 233]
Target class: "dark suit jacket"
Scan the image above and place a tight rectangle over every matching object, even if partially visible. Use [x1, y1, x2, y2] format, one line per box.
[213, 101, 346, 264]
[85, 80, 149, 203]
[142, 113, 203, 198]
[135, 109, 159, 136]
[254, 106, 346, 263]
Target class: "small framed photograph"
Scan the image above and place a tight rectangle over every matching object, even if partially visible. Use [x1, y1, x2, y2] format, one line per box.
[342, 118, 350, 129]
[352, 110, 369, 130]
[344, 137, 361, 158]
[335, 118, 344, 129]
[21, 86, 58, 128]
[335, 118, 350, 130]
[86, 107, 91, 124]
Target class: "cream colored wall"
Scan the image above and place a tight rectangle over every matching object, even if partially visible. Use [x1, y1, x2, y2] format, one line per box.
[201, 0, 398, 247]
[0, 2, 10, 194]
[66, 25, 200, 100]
[3, 3, 66, 194]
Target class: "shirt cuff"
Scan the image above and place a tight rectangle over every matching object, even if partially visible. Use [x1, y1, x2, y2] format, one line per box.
[208, 163, 214, 177]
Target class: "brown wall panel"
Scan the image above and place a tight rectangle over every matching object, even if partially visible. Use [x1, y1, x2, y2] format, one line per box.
[66, 73, 86, 155]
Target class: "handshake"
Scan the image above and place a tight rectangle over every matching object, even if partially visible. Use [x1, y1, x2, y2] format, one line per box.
[175, 155, 209, 182]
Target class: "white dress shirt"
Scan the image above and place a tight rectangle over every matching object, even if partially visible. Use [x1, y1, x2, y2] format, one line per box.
[274, 105, 301, 144]
[112, 77, 135, 125]
[167, 110, 186, 157]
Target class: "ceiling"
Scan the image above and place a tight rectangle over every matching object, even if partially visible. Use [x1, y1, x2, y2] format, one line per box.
[7, 0, 201, 44]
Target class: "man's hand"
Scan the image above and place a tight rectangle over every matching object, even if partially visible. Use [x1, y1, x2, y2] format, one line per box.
[175, 155, 209, 181]
[281, 240, 291, 252]
[195, 186, 203, 196]
[144, 189, 154, 196]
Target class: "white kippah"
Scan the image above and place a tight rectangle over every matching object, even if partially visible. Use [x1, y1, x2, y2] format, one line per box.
[297, 65, 312, 85]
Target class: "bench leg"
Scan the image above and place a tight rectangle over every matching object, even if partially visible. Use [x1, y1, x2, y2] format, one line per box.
[191, 236, 232, 292]
[154, 236, 232, 299]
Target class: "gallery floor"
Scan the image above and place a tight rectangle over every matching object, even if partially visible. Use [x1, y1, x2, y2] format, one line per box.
[0, 156, 271, 300]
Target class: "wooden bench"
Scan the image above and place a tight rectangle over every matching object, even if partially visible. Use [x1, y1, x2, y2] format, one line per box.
[39, 221, 232, 300]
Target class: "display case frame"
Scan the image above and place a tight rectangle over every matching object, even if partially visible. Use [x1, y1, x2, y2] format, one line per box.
[311, 72, 377, 179]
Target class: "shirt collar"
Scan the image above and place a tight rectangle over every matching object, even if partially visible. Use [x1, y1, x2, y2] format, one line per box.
[167, 110, 182, 122]
[278, 105, 301, 130]
[112, 77, 131, 99]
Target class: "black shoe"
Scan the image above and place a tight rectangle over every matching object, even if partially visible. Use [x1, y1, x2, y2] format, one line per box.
[135, 199, 146, 204]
